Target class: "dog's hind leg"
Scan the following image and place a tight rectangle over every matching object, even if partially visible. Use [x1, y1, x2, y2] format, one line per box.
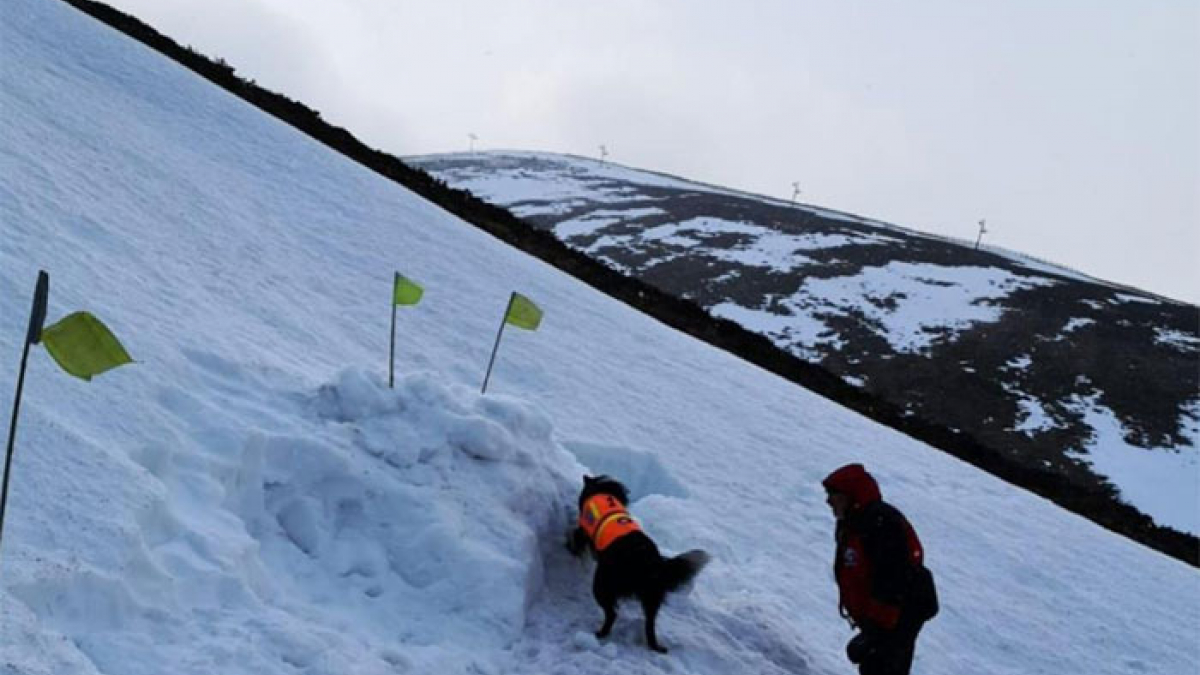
[640, 590, 668, 653]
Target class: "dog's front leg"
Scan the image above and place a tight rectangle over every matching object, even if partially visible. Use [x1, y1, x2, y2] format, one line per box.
[596, 604, 617, 639]
[593, 573, 618, 639]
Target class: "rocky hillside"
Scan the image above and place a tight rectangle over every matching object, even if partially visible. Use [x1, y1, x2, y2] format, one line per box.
[413, 151, 1199, 550]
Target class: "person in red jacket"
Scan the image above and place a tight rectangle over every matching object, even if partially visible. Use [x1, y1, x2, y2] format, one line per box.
[823, 463, 938, 675]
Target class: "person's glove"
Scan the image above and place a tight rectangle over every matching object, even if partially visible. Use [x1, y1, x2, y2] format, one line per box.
[846, 632, 875, 664]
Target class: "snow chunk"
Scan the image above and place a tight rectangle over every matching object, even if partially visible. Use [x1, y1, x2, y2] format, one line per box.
[562, 440, 690, 501]
[1063, 318, 1095, 333]
[1005, 354, 1033, 371]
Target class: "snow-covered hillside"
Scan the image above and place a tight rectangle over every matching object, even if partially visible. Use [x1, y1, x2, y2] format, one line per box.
[412, 151, 1200, 540]
[1, 1, 1197, 674]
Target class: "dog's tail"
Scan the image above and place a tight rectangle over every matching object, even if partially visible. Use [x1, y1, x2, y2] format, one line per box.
[660, 549, 710, 594]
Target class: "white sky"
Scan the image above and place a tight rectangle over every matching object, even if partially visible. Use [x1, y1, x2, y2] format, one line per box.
[105, 0, 1198, 304]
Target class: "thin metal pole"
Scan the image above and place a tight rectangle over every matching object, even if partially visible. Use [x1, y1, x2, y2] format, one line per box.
[481, 293, 514, 394]
[1, 271, 48, 555]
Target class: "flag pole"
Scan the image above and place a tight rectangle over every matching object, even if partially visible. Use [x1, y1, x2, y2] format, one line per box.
[481, 293, 514, 394]
[2, 271, 49, 554]
[389, 273, 398, 389]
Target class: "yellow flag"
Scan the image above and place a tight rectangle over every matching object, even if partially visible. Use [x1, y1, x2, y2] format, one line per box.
[40, 312, 132, 381]
[505, 292, 543, 331]
[393, 273, 424, 306]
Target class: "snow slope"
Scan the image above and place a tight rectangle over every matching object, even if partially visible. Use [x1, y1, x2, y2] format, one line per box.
[1, 1, 1198, 674]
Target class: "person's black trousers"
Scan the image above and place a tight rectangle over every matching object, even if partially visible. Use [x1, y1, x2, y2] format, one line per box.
[858, 623, 922, 675]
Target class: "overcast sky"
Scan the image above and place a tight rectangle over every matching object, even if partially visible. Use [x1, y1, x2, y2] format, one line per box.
[105, 0, 1198, 304]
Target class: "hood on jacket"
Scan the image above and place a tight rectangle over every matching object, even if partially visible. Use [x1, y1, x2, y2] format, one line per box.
[822, 463, 882, 509]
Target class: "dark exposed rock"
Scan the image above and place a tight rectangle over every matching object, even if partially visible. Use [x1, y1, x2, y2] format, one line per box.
[415, 152, 1200, 565]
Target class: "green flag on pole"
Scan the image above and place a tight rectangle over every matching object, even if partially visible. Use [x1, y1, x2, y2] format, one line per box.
[389, 271, 424, 388]
[504, 292, 543, 331]
[481, 291, 544, 393]
[3, 274, 135, 560]
[393, 274, 424, 306]
[40, 311, 132, 381]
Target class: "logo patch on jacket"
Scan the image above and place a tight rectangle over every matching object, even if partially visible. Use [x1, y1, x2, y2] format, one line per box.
[583, 503, 600, 526]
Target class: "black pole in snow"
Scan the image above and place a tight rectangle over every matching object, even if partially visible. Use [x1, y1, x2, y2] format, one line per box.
[389, 273, 398, 389]
[1, 270, 49, 555]
[481, 293, 514, 394]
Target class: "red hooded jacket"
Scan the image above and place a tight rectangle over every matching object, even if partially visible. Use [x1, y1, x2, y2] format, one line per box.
[823, 464, 930, 632]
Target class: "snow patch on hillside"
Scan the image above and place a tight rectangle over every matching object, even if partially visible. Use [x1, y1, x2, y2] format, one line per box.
[1066, 395, 1199, 534]
[710, 301, 839, 360]
[708, 263, 1051, 357]
[555, 207, 667, 239]
[787, 263, 1054, 354]
[559, 213, 906, 276]
[1156, 328, 1200, 351]
[415, 151, 731, 210]
[1113, 293, 1162, 305]
[1013, 396, 1060, 435]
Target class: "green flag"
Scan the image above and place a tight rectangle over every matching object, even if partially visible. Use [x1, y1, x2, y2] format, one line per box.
[393, 274, 424, 306]
[505, 292, 543, 331]
[40, 312, 132, 381]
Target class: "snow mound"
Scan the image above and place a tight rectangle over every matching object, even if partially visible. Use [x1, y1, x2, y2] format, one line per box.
[271, 369, 585, 648]
[6, 368, 587, 674]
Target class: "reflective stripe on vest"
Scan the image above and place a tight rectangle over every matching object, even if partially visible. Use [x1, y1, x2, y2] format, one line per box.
[579, 494, 641, 551]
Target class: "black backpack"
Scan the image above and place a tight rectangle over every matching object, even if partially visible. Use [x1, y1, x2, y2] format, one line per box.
[909, 564, 939, 622]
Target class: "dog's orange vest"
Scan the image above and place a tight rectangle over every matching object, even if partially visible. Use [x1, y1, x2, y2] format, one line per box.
[579, 494, 641, 551]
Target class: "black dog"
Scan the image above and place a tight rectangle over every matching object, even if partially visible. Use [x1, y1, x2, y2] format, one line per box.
[567, 475, 709, 653]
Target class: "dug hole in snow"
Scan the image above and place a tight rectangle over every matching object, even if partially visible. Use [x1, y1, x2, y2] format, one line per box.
[259, 369, 588, 661]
